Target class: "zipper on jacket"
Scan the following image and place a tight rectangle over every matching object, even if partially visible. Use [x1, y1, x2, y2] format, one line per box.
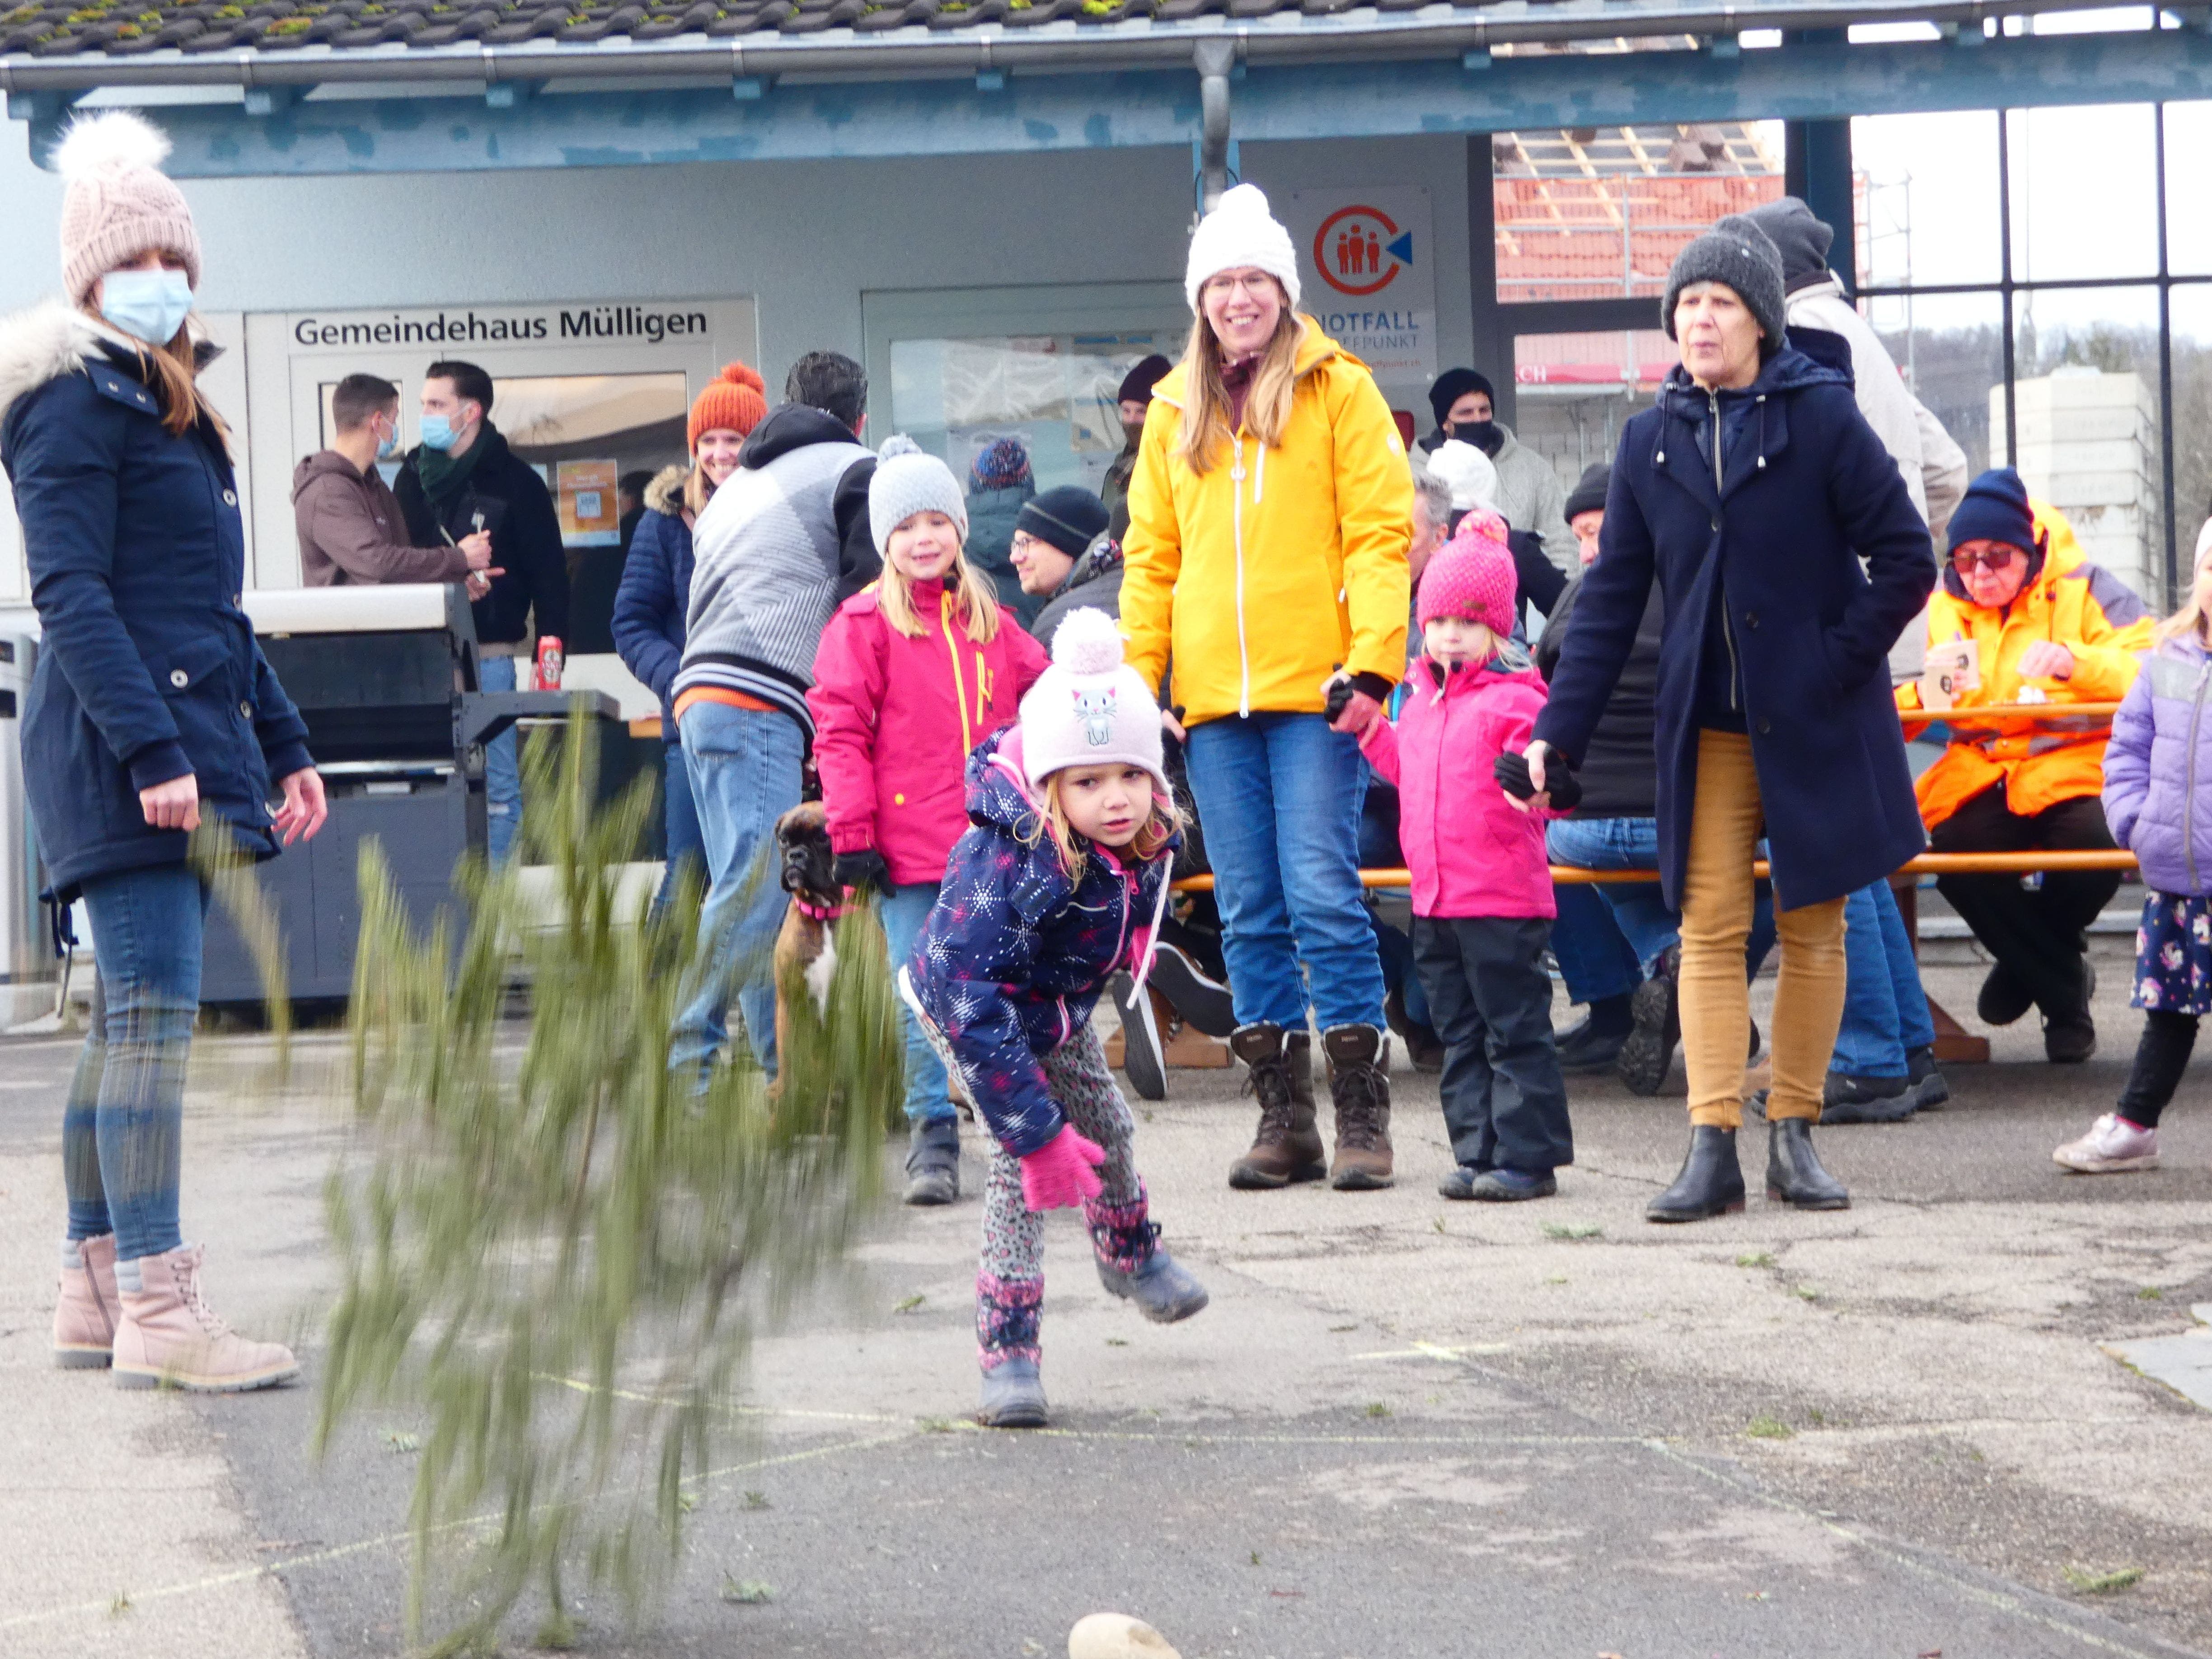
[941, 591, 976, 755]
[1231, 432, 1252, 717]
[2187, 658, 2209, 893]
[1707, 389, 1744, 716]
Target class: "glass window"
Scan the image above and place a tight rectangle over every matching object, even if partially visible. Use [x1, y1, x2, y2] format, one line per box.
[2006, 286, 2165, 604]
[2007, 104, 2160, 283]
[887, 332, 1176, 496]
[2171, 283, 2212, 547]
[1493, 125, 1784, 303]
[1852, 112, 2003, 289]
[1512, 330, 1672, 485]
[1862, 289, 2006, 480]
[2166, 103, 2212, 277]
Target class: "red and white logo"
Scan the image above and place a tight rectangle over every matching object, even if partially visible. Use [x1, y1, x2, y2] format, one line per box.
[1314, 205, 1415, 298]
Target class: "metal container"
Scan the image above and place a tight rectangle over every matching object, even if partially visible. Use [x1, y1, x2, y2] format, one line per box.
[0, 636, 59, 1026]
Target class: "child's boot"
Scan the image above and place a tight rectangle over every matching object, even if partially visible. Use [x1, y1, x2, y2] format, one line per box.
[975, 1273, 1047, 1428]
[53, 1233, 119, 1368]
[1087, 1190, 1209, 1323]
[903, 1117, 961, 1205]
[1226, 1024, 1324, 1189]
[1322, 1024, 1394, 1190]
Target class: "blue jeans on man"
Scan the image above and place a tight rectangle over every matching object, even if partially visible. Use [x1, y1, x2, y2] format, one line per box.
[478, 654, 523, 864]
[1833, 880, 1936, 1078]
[654, 737, 707, 917]
[672, 701, 805, 1080]
[1184, 712, 1386, 1033]
[880, 881, 954, 1127]
[1545, 815, 1777, 977]
[66, 864, 209, 1262]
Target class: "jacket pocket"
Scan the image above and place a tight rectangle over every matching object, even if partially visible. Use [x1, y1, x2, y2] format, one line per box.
[154, 634, 245, 781]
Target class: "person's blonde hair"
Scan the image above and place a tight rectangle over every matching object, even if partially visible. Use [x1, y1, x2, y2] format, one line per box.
[877, 534, 1002, 645]
[2156, 518, 2212, 647]
[1175, 293, 1304, 474]
[84, 306, 228, 452]
[1022, 769, 1182, 880]
[682, 460, 716, 519]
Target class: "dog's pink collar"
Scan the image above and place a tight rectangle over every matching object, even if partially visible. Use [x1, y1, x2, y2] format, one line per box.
[795, 894, 851, 923]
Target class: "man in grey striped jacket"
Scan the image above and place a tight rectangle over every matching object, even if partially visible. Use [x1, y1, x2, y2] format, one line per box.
[670, 350, 880, 1080]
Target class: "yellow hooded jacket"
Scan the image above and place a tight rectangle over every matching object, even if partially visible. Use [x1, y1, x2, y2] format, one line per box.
[1119, 319, 1412, 727]
[1895, 500, 2153, 830]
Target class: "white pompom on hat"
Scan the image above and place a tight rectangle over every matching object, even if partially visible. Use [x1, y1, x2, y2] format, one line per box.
[1184, 183, 1302, 313]
[1018, 608, 1169, 794]
[1427, 439, 1499, 514]
[54, 111, 202, 306]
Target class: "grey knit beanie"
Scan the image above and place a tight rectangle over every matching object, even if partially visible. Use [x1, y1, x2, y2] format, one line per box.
[1661, 214, 1786, 351]
[868, 434, 970, 556]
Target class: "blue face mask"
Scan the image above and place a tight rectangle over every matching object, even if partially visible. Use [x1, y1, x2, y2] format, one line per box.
[375, 419, 399, 461]
[99, 268, 194, 347]
[418, 412, 459, 452]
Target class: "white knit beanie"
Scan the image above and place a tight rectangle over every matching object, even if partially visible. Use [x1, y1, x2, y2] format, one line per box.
[868, 434, 969, 558]
[1019, 609, 1167, 793]
[1185, 183, 1302, 313]
[55, 112, 202, 306]
[1428, 439, 1499, 514]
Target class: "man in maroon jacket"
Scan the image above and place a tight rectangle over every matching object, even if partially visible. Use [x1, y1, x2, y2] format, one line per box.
[293, 373, 492, 590]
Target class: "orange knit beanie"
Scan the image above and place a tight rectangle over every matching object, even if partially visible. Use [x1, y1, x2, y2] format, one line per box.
[688, 362, 767, 452]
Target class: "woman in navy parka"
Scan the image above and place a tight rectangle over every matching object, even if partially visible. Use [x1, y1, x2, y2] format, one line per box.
[2, 113, 325, 1392]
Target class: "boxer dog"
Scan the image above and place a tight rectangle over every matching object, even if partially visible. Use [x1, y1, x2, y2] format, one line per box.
[771, 799, 847, 1073]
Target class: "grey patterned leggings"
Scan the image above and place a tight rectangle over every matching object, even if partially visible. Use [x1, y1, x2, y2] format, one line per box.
[978, 1023, 1141, 1281]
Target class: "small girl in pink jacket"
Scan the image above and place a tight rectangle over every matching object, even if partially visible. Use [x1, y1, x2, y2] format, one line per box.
[811, 436, 1050, 1205]
[1340, 513, 1575, 1202]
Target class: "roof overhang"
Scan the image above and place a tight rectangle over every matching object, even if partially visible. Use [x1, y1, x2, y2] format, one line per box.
[6, 4, 2208, 175]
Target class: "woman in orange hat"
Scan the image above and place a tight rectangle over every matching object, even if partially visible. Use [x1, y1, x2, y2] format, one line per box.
[614, 361, 768, 913]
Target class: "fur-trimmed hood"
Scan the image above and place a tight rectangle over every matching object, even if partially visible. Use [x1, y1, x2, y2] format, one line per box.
[643, 462, 689, 516]
[0, 300, 107, 431]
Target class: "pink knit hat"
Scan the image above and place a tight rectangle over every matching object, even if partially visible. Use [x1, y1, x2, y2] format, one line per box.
[1418, 509, 1518, 634]
[55, 112, 202, 306]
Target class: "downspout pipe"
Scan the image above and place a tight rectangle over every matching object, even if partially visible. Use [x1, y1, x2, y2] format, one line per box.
[1195, 37, 1234, 217]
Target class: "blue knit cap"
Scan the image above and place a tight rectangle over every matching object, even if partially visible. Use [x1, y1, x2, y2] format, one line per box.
[1947, 466, 2039, 557]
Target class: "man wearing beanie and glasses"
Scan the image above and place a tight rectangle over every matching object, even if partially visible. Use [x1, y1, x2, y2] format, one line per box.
[1011, 485, 1117, 648]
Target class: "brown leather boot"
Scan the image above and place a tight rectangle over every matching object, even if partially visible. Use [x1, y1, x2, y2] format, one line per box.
[1226, 1023, 1324, 1189]
[1324, 1024, 1395, 1190]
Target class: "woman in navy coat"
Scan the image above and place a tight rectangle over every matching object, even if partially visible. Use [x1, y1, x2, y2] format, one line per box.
[1, 113, 325, 1390]
[1529, 216, 1936, 1224]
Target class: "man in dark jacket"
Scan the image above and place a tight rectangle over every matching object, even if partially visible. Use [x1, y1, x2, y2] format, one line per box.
[667, 350, 879, 1088]
[295, 372, 490, 588]
[394, 359, 569, 864]
[1009, 486, 1115, 647]
[1103, 353, 1171, 545]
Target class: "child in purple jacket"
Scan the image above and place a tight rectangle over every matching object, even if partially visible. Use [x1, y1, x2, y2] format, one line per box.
[1341, 514, 1575, 1202]
[902, 609, 1207, 1429]
[2068, 520, 2212, 1173]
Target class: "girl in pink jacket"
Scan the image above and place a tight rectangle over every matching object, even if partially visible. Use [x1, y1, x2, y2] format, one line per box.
[810, 436, 1050, 1204]
[1343, 513, 1575, 1202]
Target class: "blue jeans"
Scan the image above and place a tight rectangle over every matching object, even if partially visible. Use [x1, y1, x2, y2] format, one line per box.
[1832, 880, 1936, 1078]
[1185, 712, 1385, 1032]
[66, 864, 209, 1261]
[1370, 910, 1431, 1029]
[1548, 881, 1642, 1007]
[655, 738, 707, 915]
[1546, 815, 1777, 981]
[880, 881, 954, 1127]
[672, 702, 804, 1079]
[479, 654, 523, 865]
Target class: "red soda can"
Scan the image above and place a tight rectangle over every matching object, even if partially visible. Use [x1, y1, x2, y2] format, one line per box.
[534, 635, 565, 692]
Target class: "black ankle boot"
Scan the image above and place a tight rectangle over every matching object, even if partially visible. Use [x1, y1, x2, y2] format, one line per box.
[1646, 1126, 1744, 1223]
[1766, 1117, 1850, 1209]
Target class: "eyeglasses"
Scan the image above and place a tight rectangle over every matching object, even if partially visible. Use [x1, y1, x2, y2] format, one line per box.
[1203, 273, 1277, 299]
[1952, 544, 2024, 573]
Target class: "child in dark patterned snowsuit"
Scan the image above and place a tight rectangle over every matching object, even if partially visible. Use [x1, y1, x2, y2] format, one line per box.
[902, 608, 1208, 1428]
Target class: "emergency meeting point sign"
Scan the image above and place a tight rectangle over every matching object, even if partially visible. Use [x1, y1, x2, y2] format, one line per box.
[1286, 187, 1436, 382]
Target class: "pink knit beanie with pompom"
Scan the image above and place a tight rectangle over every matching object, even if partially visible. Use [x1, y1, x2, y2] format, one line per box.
[55, 112, 201, 306]
[1417, 509, 1518, 634]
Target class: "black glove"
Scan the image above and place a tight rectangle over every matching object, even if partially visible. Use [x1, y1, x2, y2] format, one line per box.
[1323, 672, 1393, 725]
[834, 849, 892, 897]
[1493, 750, 1581, 810]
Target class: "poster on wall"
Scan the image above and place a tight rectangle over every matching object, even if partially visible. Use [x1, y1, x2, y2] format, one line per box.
[1284, 187, 1437, 385]
[556, 458, 620, 547]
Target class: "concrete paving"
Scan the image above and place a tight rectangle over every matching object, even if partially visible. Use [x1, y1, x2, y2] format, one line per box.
[2, 940, 2210, 1659]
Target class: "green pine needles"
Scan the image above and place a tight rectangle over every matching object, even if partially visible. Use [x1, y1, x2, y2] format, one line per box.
[318, 713, 900, 1653]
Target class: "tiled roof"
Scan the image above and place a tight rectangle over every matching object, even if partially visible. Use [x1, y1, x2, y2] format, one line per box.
[0, 0, 1513, 57]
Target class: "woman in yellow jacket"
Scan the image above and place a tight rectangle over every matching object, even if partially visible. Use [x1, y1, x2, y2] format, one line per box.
[1896, 468, 2152, 1060]
[1121, 184, 1413, 1194]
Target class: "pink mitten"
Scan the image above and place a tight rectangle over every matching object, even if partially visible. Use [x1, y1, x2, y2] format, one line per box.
[1019, 1125, 1107, 1212]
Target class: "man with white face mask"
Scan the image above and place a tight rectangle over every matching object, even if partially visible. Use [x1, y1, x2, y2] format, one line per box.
[293, 372, 492, 588]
